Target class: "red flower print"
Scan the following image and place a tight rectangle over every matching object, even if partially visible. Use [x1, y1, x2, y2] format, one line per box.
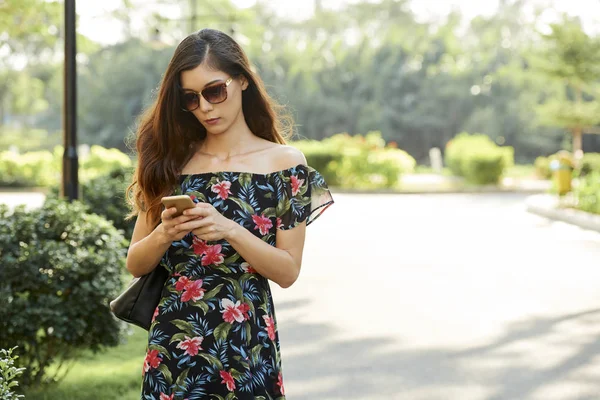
[211, 181, 232, 200]
[276, 217, 283, 229]
[277, 371, 285, 395]
[221, 298, 250, 324]
[151, 306, 159, 323]
[290, 175, 304, 196]
[263, 315, 276, 340]
[142, 349, 162, 376]
[189, 195, 197, 201]
[201, 244, 224, 266]
[181, 279, 206, 302]
[240, 262, 256, 274]
[176, 335, 203, 356]
[220, 370, 236, 391]
[252, 214, 273, 235]
[160, 393, 174, 400]
[175, 276, 191, 292]
[192, 236, 209, 255]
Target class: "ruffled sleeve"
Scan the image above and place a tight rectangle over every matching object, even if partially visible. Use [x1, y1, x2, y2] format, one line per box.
[273, 164, 334, 230]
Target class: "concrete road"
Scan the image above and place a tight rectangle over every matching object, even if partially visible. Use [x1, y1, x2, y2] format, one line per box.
[272, 193, 600, 400]
[3, 191, 599, 399]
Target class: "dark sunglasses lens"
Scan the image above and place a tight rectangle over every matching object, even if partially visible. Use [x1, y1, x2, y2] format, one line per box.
[183, 92, 199, 110]
[202, 84, 227, 104]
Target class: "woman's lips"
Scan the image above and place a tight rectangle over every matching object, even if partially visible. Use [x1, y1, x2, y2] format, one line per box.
[205, 118, 220, 125]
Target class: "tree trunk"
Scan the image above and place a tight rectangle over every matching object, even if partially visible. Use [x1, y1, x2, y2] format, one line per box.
[573, 126, 583, 156]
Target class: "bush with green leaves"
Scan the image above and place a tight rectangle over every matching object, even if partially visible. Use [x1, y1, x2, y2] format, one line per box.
[445, 132, 514, 185]
[0, 149, 58, 187]
[48, 165, 136, 241]
[0, 198, 128, 388]
[293, 131, 416, 189]
[534, 155, 554, 179]
[578, 153, 600, 177]
[575, 171, 600, 215]
[0, 347, 26, 400]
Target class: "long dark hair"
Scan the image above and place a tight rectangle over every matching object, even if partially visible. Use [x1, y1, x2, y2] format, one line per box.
[127, 29, 293, 225]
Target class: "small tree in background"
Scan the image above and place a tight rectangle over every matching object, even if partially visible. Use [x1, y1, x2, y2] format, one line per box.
[532, 15, 600, 157]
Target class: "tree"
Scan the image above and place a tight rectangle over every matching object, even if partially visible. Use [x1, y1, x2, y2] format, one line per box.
[533, 15, 600, 156]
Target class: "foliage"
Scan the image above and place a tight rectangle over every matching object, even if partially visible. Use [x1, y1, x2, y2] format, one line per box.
[445, 132, 514, 185]
[0, 149, 58, 187]
[0, 198, 128, 388]
[575, 171, 600, 214]
[79, 145, 133, 181]
[531, 15, 600, 154]
[0, 347, 26, 400]
[578, 152, 600, 177]
[293, 131, 416, 189]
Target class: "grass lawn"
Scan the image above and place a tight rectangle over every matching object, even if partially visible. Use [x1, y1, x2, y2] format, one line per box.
[23, 326, 148, 400]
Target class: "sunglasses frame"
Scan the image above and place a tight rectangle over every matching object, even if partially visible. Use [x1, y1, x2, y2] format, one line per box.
[180, 77, 234, 112]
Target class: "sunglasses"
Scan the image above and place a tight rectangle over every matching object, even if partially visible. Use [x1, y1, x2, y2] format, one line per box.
[180, 77, 233, 111]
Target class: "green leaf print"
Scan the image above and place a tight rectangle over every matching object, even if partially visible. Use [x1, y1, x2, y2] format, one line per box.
[261, 206, 276, 218]
[175, 368, 190, 391]
[190, 300, 210, 314]
[229, 368, 244, 380]
[275, 197, 290, 217]
[223, 252, 241, 265]
[212, 263, 233, 274]
[203, 283, 224, 300]
[188, 191, 207, 202]
[213, 322, 232, 341]
[209, 396, 226, 400]
[169, 332, 190, 345]
[224, 278, 244, 299]
[238, 172, 252, 187]
[225, 393, 238, 400]
[250, 344, 263, 363]
[148, 344, 171, 360]
[156, 363, 173, 385]
[229, 197, 255, 215]
[170, 319, 196, 335]
[245, 322, 252, 345]
[198, 352, 224, 369]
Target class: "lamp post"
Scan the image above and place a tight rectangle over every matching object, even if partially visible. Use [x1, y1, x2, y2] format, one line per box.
[63, 0, 79, 201]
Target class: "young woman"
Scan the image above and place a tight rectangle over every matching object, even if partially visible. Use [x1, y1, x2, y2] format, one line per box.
[125, 28, 334, 399]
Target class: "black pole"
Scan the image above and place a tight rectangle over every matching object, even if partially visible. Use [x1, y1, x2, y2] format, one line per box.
[63, 0, 78, 201]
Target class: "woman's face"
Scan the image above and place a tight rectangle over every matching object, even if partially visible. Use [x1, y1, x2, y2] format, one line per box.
[179, 62, 248, 136]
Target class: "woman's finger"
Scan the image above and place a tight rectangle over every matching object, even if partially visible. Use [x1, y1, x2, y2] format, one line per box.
[177, 216, 212, 232]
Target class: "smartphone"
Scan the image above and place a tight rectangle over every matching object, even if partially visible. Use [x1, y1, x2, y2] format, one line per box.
[161, 195, 196, 218]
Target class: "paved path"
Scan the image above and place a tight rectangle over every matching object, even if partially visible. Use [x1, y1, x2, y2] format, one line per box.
[271, 192, 600, 400]
[4, 191, 599, 399]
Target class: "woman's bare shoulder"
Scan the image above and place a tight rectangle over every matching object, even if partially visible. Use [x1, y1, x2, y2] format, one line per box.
[268, 144, 307, 170]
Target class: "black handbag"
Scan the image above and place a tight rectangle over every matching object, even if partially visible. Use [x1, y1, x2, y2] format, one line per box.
[110, 264, 169, 331]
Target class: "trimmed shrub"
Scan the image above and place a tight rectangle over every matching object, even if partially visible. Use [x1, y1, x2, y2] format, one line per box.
[48, 165, 136, 241]
[0, 198, 128, 388]
[0, 150, 57, 187]
[293, 131, 416, 189]
[445, 132, 513, 185]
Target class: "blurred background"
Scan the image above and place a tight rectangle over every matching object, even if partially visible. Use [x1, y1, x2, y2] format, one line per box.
[2, 1, 600, 399]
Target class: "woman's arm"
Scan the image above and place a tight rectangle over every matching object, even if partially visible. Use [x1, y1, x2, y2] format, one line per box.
[226, 222, 306, 288]
[126, 209, 202, 277]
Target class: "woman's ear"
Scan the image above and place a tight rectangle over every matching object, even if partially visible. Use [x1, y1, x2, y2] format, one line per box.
[239, 75, 249, 91]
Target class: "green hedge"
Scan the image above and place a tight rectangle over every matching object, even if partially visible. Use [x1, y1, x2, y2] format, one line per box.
[445, 132, 514, 185]
[0, 145, 132, 188]
[292, 131, 416, 189]
[575, 171, 600, 214]
[0, 198, 127, 388]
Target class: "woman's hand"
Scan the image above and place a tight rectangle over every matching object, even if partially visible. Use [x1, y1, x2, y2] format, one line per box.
[157, 207, 203, 244]
[183, 203, 238, 241]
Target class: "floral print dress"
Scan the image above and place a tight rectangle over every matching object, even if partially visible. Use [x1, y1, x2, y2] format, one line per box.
[141, 164, 334, 400]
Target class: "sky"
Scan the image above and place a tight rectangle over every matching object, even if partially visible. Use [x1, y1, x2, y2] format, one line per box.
[77, 0, 600, 45]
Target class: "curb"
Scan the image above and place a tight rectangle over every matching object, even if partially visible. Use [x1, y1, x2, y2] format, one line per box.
[525, 194, 600, 233]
